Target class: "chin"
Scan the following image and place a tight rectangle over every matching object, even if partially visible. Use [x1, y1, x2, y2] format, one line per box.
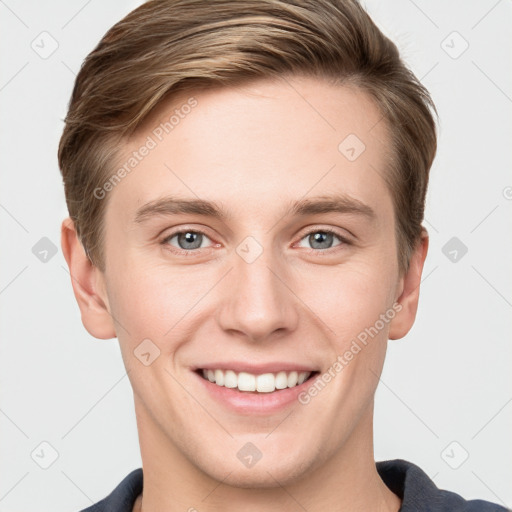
[199, 450, 315, 489]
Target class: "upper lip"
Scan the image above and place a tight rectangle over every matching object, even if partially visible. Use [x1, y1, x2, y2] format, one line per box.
[193, 362, 318, 374]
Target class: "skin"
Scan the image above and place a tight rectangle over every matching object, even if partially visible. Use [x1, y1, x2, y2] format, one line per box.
[62, 75, 428, 512]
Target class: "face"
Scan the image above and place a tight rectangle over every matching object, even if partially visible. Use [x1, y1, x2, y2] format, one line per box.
[71, 76, 424, 488]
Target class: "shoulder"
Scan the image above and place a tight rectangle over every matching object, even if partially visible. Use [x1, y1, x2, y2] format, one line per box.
[78, 468, 143, 512]
[376, 459, 509, 512]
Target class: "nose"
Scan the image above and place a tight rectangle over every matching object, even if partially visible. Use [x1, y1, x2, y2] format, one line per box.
[216, 244, 299, 343]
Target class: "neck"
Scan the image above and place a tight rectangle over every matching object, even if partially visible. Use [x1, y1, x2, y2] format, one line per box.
[132, 398, 401, 512]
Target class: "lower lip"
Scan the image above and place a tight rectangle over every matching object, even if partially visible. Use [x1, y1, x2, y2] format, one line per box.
[193, 371, 319, 415]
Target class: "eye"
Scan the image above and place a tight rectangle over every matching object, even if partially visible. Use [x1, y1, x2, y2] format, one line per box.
[160, 227, 350, 256]
[296, 228, 349, 251]
[161, 229, 215, 253]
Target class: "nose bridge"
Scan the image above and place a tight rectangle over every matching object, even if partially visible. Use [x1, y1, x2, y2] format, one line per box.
[217, 237, 298, 341]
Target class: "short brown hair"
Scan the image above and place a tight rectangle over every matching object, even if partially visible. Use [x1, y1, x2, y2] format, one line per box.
[58, 0, 437, 274]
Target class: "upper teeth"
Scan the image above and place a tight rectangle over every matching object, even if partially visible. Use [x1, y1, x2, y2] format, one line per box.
[202, 369, 312, 393]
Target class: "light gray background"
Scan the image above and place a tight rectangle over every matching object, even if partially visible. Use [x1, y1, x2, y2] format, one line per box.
[1, 1, 511, 510]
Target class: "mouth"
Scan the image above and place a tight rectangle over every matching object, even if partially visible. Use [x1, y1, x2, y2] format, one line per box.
[195, 368, 321, 394]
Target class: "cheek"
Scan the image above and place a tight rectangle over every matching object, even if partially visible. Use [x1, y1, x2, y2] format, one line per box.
[107, 257, 217, 342]
[311, 263, 396, 336]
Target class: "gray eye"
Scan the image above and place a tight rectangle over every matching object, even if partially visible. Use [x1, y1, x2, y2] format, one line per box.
[306, 231, 336, 250]
[173, 231, 205, 250]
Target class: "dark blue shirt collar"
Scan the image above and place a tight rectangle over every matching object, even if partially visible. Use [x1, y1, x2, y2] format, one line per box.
[79, 459, 508, 511]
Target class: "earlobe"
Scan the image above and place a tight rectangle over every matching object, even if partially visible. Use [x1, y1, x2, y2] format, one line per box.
[60, 217, 117, 340]
[388, 228, 429, 340]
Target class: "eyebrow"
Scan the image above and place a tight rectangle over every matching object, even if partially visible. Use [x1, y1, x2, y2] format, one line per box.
[133, 194, 376, 224]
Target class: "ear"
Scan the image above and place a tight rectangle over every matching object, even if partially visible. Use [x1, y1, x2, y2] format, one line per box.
[61, 217, 116, 340]
[388, 228, 429, 340]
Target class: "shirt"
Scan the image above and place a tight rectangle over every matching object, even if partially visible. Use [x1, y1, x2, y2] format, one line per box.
[78, 458, 509, 511]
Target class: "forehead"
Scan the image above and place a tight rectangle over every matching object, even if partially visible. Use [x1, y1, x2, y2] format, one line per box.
[106, 75, 393, 225]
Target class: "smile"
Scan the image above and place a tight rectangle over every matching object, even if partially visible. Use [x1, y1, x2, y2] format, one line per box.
[198, 368, 318, 393]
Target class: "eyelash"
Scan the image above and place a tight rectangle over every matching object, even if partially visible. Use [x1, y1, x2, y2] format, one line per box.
[160, 227, 351, 257]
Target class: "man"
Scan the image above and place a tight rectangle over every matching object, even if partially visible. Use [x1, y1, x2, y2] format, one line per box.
[58, 0, 508, 510]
